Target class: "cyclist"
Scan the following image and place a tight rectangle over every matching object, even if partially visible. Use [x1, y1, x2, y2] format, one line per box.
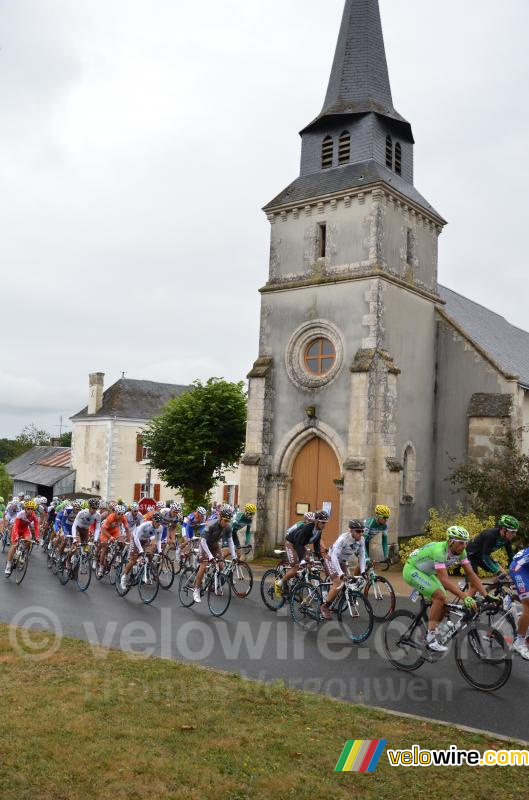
[5, 500, 40, 576]
[222, 502, 256, 556]
[125, 503, 144, 536]
[72, 498, 101, 567]
[509, 545, 529, 660]
[364, 505, 390, 560]
[0, 497, 5, 537]
[4, 497, 21, 540]
[120, 512, 165, 590]
[320, 519, 366, 620]
[61, 501, 83, 568]
[183, 506, 207, 540]
[275, 510, 329, 598]
[466, 515, 519, 577]
[403, 526, 489, 652]
[98, 504, 129, 577]
[161, 502, 181, 548]
[193, 505, 236, 604]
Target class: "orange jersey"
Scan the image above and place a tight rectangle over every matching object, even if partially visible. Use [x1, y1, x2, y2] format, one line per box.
[101, 513, 129, 535]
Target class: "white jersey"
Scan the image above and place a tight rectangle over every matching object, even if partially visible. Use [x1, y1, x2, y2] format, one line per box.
[125, 511, 144, 532]
[330, 531, 366, 574]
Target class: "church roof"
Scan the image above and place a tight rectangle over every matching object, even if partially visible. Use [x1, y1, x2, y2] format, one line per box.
[264, 159, 443, 220]
[439, 286, 529, 388]
[71, 378, 191, 421]
[301, 0, 413, 140]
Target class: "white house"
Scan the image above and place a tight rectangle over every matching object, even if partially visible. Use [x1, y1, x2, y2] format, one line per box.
[71, 373, 240, 506]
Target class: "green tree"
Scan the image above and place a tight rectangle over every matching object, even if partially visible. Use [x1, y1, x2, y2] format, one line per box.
[144, 378, 247, 508]
[449, 428, 529, 542]
[15, 424, 50, 450]
[0, 464, 12, 500]
[0, 439, 22, 464]
[59, 431, 72, 447]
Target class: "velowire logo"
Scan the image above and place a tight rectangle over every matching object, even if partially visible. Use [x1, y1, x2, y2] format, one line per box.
[335, 740, 387, 772]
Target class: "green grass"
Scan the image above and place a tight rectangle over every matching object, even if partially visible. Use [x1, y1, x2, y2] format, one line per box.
[0, 624, 526, 799]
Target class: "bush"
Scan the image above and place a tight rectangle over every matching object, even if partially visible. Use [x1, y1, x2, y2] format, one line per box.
[399, 507, 498, 574]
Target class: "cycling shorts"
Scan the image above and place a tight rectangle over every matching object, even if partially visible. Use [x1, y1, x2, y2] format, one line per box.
[100, 529, 123, 543]
[510, 564, 529, 601]
[11, 528, 33, 545]
[403, 562, 445, 600]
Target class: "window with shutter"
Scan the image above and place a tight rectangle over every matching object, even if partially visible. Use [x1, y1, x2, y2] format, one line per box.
[134, 484, 141, 501]
[235, 486, 239, 507]
[154, 484, 161, 501]
[321, 136, 334, 169]
[136, 435, 143, 462]
[223, 485, 229, 503]
[385, 134, 393, 169]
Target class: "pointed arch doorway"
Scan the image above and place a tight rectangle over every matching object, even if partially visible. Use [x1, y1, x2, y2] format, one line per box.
[289, 437, 341, 542]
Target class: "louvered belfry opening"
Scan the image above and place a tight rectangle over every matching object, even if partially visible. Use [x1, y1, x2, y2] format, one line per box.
[321, 135, 334, 169]
[395, 142, 402, 175]
[338, 131, 351, 164]
[385, 134, 393, 169]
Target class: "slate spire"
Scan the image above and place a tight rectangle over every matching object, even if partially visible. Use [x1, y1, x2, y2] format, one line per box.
[303, 0, 412, 139]
[323, 0, 393, 116]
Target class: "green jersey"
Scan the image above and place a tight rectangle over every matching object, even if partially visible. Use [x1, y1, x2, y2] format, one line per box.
[407, 540, 470, 575]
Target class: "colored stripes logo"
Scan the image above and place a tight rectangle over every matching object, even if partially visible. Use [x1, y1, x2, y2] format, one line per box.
[335, 740, 387, 772]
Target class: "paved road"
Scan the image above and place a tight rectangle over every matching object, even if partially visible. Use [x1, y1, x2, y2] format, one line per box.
[1, 549, 527, 741]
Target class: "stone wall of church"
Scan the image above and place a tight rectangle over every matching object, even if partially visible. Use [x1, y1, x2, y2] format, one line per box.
[268, 196, 370, 282]
[382, 282, 437, 534]
[261, 281, 369, 457]
[433, 315, 517, 508]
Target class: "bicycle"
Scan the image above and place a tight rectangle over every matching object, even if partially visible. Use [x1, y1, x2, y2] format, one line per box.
[2, 524, 12, 553]
[290, 573, 374, 643]
[157, 550, 176, 590]
[178, 558, 232, 617]
[382, 593, 512, 692]
[58, 541, 92, 592]
[6, 538, 34, 585]
[115, 553, 160, 605]
[95, 538, 124, 585]
[455, 574, 519, 648]
[378, 543, 400, 572]
[363, 562, 396, 622]
[223, 545, 254, 598]
[260, 551, 325, 612]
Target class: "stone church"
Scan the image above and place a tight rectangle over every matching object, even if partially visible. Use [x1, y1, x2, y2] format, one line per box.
[239, 0, 529, 553]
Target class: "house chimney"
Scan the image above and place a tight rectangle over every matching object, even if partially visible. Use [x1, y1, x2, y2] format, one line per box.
[88, 373, 105, 415]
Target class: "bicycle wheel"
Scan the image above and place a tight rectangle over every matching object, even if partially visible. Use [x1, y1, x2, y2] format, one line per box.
[260, 568, 285, 611]
[114, 563, 130, 597]
[290, 581, 321, 632]
[455, 624, 512, 692]
[14, 547, 29, 585]
[58, 559, 71, 585]
[138, 562, 159, 605]
[157, 554, 175, 590]
[337, 589, 374, 643]
[207, 572, 231, 617]
[51, 548, 61, 575]
[364, 576, 395, 622]
[76, 554, 92, 592]
[480, 605, 516, 648]
[230, 561, 253, 598]
[178, 567, 196, 607]
[382, 610, 427, 671]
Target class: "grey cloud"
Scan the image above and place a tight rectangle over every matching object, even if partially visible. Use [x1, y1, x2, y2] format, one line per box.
[1, 0, 529, 437]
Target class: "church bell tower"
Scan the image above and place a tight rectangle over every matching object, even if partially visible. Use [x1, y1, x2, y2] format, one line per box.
[240, 0, 446, 552]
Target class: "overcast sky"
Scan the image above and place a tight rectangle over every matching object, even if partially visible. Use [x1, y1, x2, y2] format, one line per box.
[1, 0, 528, 438]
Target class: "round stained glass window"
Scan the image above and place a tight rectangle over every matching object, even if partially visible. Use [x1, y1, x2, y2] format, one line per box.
[304, 337, 336, 376]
